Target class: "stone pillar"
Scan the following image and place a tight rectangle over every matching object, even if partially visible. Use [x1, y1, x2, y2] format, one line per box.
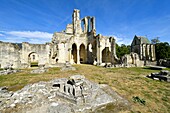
[111, 37, 118, 64]
[68, 48, 72, 62]
[153, 45, 156, 61]
[97, 35, 102, 65]
[77, 48, 80, 64]
[143, 44, 146, 58]
[59, 83, 64, 93]
[140, 44, 143, 60]
[147, 44, 150, 60]
[151, 44, 156, 61]
[72, 9, 82, 35]
[99, 48, 102, 64]
[84, 17, 88, 33]
[75, 86, 82, 97]
[91, 17, 95, 31]
[69, 86, 73, 95]
[85, 46, 88, 63]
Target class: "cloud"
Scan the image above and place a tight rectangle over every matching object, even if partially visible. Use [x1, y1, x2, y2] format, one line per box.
[0, 31, 53, 44]
[0, 33, 4, 36]
[108, 34, 132, 45]
[7, 31, 52, 39]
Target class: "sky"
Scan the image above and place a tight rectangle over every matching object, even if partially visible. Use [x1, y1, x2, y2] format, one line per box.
[0, 0, 170, 45]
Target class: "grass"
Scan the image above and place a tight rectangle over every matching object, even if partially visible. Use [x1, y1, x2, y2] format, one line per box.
[30, 62, 38, 67]
[0, 65, 170, 113]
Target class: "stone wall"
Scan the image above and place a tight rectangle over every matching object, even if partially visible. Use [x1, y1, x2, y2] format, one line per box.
[121, 52, 144, 67]
[0, 9, 121, 68]
[0, 42, 21, 68]
[21, 42, 50, 67]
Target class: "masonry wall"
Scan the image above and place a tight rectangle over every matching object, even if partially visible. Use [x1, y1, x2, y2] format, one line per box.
[0, 42, 21, 68]
[21, 42, 50, 67]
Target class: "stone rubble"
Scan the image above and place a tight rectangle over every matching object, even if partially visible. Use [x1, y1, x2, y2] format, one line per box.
[147, 70, 170, 82]
[0, 64, 20, 75]
[0, 75, 129, 113]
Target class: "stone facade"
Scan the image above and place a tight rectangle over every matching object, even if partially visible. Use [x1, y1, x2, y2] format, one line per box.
[131, 35, 156, 61]
[0, 9, 118, 68]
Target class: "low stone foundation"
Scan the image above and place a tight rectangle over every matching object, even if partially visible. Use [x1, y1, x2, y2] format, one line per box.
[0, 75, 130, 113]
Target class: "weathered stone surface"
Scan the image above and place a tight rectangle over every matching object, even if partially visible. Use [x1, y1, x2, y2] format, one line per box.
[0, 64, 20, 75]
[0, 75, 129, 113]
[147, 70, 170, 82]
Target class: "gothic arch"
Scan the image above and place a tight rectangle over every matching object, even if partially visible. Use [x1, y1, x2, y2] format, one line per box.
[71, 43, 77, 63]
[28, 52, 39, 67]
[79, 44, 86, 63]
[102, 47, 111, 63]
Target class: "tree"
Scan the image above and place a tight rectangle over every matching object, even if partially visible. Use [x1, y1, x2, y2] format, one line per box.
[116, 44, 130, 58]
[151, 37, 160, 44]
[155, 42, 170, 60]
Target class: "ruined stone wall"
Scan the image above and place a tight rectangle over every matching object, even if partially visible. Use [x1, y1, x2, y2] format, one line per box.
[21, 42, 50, 67]
[95, 34, 117, 65]
[121, 52, 144, 67]
[0, 42, 21, 68]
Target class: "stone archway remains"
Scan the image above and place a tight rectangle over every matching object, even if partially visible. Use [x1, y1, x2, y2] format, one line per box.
[71, 43, 77, 63]
[102, 47, 111, 63]
[79, 44, 86, 63]
[28, 52, 39, 67]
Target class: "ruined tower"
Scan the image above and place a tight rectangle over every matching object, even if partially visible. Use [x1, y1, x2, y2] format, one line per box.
[72, 9, 82, 35]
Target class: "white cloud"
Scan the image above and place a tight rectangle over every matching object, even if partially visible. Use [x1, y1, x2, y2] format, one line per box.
[0, 31, 53, 44]
[0, 33, 4, 36]
[109, 34, 132, 45]
[7, 31, 52, 39]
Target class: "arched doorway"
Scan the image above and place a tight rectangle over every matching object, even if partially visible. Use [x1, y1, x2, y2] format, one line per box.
[80, 44, 86, 63]
[28, 52, 39, 67]
[102, 47, 111, 63]
[71, 43, 77, 63]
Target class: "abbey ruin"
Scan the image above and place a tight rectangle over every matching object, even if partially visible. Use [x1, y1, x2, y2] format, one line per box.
[0, 9, 156, 68]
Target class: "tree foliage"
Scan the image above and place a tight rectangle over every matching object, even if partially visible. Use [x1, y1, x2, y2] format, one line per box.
[116, 44, 130, 58]
[155, 42, 170, 60]
[151, 37, 160, 44]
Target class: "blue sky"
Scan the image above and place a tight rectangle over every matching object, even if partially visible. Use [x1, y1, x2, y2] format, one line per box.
[0, 0, 170, 44]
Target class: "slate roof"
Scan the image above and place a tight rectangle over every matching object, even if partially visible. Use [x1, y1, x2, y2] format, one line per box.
[135, 35, 150, 44]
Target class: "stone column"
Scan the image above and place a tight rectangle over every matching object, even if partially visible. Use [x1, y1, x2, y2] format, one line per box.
[97, 35, 102, 65]
[84, 17, 88, 33]
[153, 45, 156, 61]
[99, 48, 102, 64]
[147, 44, 150, 60]
[68, 48, 72, 63]
[143, 44, 146, 58]
[140, 44, 143, 60]
[85, 46, 88, 63]
[91, 17, 95, 31]
[77, 48, 80, 64]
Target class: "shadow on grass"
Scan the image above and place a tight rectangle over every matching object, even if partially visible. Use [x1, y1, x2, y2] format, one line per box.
[143, 67, 163, 70]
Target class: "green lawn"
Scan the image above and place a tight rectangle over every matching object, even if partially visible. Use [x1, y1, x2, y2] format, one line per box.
[0, 65, 169, 113]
